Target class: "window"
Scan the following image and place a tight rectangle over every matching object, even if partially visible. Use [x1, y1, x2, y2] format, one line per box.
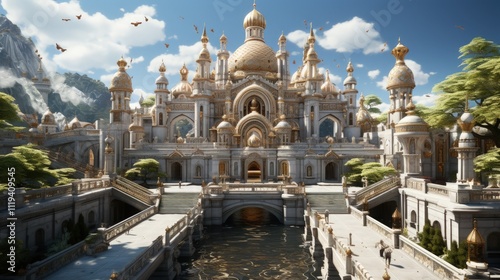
[306, 166, 312, 177]
[281, 161, 289, 176]
[410, 211, 417, 228]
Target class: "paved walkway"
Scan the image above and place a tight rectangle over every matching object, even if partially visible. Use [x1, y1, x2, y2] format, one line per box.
[48, 213, 185, 280]
[306, 184, 438, 280]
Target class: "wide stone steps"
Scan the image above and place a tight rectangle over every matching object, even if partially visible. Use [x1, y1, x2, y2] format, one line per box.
[159, 193, 200, 214]
[306, 193, 349, 214]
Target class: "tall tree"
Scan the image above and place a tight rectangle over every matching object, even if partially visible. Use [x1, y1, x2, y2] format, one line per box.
[363, 94, 383, 115]
[0, 92, 23, 131]
[429, 37, 500, 147]
[344, 158, 397, 186]
[0, 144, 75, 190]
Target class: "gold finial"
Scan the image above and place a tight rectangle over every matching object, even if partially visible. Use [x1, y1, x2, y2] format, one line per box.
[159, 60, 166, 73]
[201, 23, 209, 45]
[382, 268, 391, 280]
[308, 22, 315, 44]
[391, 38, 409, 63]
[346, 60, 354, 73]
[253, 0, 256, 8]
[117, 56, 127, 70]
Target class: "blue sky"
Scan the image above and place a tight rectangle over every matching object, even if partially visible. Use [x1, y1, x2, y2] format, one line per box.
[1, 0, 499, 112]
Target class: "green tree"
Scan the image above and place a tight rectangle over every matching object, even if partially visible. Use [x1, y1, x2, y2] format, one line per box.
[474, 147, 500, 174]
[431, 228, 446, 255]
[125, 158, 163, 185]
[0, 92, 23, 131]
[69, 214, 89, 245]
[141, 95, 155, 107]
[429, 37, 500, 147]
[364, 94, 382, 114]
[444, 240, 468, 268]
[418, 220, 434, 251]
[0, 144, 75, 191]
[344, 158, 397, 186]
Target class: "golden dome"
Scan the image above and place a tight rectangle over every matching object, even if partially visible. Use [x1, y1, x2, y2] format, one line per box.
[243, 3, 266, 29]
[109, 57, 132, 92]
[386, 40, 415, 90]
[68, 116, 82, 129]
[172, 64, 192, 96]
[159, 61, 166, 73]
[467, 220, 485, 245]
[247, 131, 262, 147]
[228, 40, 277, 73]
[41, 109, 56, 125]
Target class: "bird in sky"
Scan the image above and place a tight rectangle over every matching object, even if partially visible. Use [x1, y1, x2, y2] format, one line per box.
[62, 18, 71, 21]
[131, 21, 142, 27]
[319, 27, 324, 31]
[56, 43, 67, 52]
[164, 43, 170, 48]
[144, 16, 149, 22]
[210, 28, 215, 33]
[193, 24, 199, 33]
[455, 25, 465, 30]
[76, 14, 82, 20]
[179, 16, 184, 20]
[425, 94, 431, 97]
[303, 20, 307, 26]
[292, 60, 296, 64]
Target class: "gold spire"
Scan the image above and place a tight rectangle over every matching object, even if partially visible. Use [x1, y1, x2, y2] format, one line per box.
[117, 56, 127, 70]
[467, 219, 485, 245]
[180, 63, 189, 81]
[391, 38, 409, 63]
[346, 60, 354, 73]
[159, 60, 166, 73]
[201, 23, 209, 45]
[308, 23, 315, 44]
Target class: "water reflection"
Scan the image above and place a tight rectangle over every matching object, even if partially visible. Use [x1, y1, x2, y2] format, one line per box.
[178, 207, 320, 279]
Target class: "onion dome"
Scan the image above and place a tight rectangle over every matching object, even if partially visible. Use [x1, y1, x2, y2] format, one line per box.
[458, 100, 475, 132]
[356, 94, 374, 132]
[228, 40, 277, 73]
[275, 114, 291, 130]
[172, 64, 192, 97]
[278, 32, 286, 43]
[247, 131, 262, 147]
[41, 109, 56, 125]
[109, 57, 132, 92]
[176, 136, 184, 144]
[217, 114, 233, 130]
[466, 219, 485, 263]
[395, 99, 429, 133]
[467, 220, 485, 245]
[343, 61, 357, 85]
[68, 116, 82, 129]
[155, 61, 169, 85]
[386, 39, 415, 90]
[321, 70, 338, 95]
[243, 3, 266, 29]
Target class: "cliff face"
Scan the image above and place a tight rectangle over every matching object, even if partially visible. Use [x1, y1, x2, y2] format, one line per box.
[0, 14, 111, 125]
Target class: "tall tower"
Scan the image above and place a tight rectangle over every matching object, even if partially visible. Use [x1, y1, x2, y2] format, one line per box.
[193, 25, 212, 138]
[215, 33, 229, 88]
[31, 56, 51, 106]
[302, 24, 322, 139]
[386, 39, 415, 126]
[152, 61, 169, 141]
[342, 61, 362, 140]
[106, 57, 133, 173]
[455, 104, 478, 182]
[276, 32, 290, 87]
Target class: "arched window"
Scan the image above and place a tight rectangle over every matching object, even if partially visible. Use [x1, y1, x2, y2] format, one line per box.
[196, 165, 202, 177]
[270, 162, 274, 176]
[349, 113, 353, 126]
[219, 162, 226, 175]
[159, 113, 163, 125]
[410, 211, 417, 228]
[89, 149, 95, 166]
[432, 221, 441, 232]
[306, 166, 312, 177]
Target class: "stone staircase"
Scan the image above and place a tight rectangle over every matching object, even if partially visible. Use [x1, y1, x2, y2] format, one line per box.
[159, 192, 200, 214]
[306, 192, 349, 214]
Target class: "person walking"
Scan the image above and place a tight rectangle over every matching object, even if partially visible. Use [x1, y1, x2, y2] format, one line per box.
[384, 246, 393, 267]
[376, 240, 386, 257]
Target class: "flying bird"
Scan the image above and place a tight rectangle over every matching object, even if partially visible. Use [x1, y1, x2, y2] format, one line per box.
[35, 49, 38, 53]
[425, 94, 431, 97]
[179, 16, 184, 20]
[365, 29, 369, 32]
[319, 27, 324, 31]
[303, 20, 307, 26]
[210, 28, 214, 33]
[292, 60, 296, 64]
[131, 21, 142, 26]
[193, 24, 199, 33]
[381, 48, 385, 52]
[56, 43, 67, 52]
[144, 16, 149, 22]
[62, 18, 71, 21]
[76, 14, 82, 20]
[164, 43, 170, 48]
[455, 25, 465, 30]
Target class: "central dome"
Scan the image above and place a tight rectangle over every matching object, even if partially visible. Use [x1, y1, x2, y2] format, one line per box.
[243, 4, 266, 29]
[228, 40, 277, 73]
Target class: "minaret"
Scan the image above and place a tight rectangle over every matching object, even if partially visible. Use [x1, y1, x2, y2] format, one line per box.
[151, 61, 169, 141]
[193, 24, 212, 96]
[343, 61, 358, 127]
[243, 1, 266, 42]
[31, 56, 51, 105]
[303, 24, 321, 94]
[276, 32, 290, 86]
[215, 33, 229, 87]
[455, 99, 478, 183]
[386, 39, 415, 126]
[106, 57, 133, 173]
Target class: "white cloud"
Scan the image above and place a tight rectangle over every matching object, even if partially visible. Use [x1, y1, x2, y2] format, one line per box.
[50, 73, 94, 106]
[286, 29, 309, 48]
[318, 17, 385, 54]
[356, 63, 364, 68]
[2, 1, 166, 73]
[130, 88, 154, 109]
[0, 67, 18, 88]
[376, 75, 388, 90]
[412, 93, 438, 107]
[368, 69, 380, 80]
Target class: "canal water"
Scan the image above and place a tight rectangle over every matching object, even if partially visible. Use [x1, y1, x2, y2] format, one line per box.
[178, 207, 329, 279]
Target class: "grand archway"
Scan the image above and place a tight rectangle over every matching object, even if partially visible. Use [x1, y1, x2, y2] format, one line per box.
[247, 161, 261, 182]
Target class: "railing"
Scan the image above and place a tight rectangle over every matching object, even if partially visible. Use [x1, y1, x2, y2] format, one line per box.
[366, 215, 393, 240]
[113, 235, 163, 280]
[24, 240, 87, 280]
[165, 216, 188, 245]
[112, 176, 155, 205]
[352, 260, 375, 280]
[406, 177, 427, 192]
[469, 189, 500, 201]
[23, 184, 72, 203]
[354, 176, 401, 205]
[103, 205, 156, 242]
[202, 182, 305, 195]
[350, 206, 363, 220]
[400, 236, 465, 280]
[427, 183, 449, 197]
[44, 129, 100, 140]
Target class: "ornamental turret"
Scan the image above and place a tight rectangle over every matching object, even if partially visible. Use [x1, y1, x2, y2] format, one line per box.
[455, 99, 478, 182]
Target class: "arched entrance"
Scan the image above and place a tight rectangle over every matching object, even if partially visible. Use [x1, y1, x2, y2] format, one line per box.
[247, 161, 261, 182]
[325, 162, 338, 181]
[171, 162, 182, 181]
